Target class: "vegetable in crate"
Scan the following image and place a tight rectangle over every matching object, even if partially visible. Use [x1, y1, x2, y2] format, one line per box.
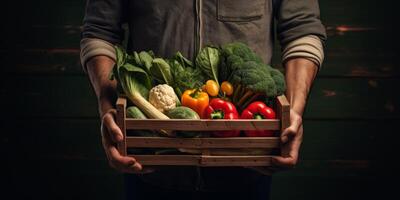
[220, 42, 286, 110]
[196, 46, 221, 88]
[166, 106, 201, 138]
[126, 106, 159, 137]
[181, 89, 209, 118]
[150, 58, 174, 86]
[221, 81, 234, 96]
[149, 84, 180, 113]
[204, 80, 219, 97]
[111, 47, 173, 136]
[240, 101, 276, 137]
[150, 52, 205, 98]
[126, 106, 160, 155]
[204, 98, 240, 137]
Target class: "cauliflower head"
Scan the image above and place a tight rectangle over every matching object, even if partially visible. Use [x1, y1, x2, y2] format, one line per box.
[149, 84, 179, 113]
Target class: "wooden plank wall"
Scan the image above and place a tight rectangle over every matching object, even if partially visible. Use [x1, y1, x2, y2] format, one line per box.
[1, 0, 398, 199]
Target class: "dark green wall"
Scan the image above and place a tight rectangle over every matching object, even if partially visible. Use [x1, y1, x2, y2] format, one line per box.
[1, 0, 398, 199]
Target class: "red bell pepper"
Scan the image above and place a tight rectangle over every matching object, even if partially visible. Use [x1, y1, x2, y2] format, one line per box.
[241, 101, 276, 137]
[204, 98, 240, 137]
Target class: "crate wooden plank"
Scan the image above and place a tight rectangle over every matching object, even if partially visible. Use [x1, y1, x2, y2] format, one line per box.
[125, 119, 280, 131]
[116, 98, 127, 156]
[125, 137, 280, 148]
[277, 95, 290, 132]
[200, 137, 280, 148]
[201, 156, 273, 166]
[208, 149, 274, 156]
[133, 155, 201, 166]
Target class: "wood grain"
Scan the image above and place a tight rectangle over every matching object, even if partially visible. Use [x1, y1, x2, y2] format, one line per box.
[116, 98, 127, 156]
[125, 119, 280, 131]
[5, 118, 390, 160]
[133, 155, 201, 165]
[277, 95, 290, 132]
[201, 156, 272, 166]
[126, 137, 280, 148]
[131, 155, 273, 166]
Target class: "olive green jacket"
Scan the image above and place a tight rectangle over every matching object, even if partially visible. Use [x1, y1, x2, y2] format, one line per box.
[82, 0, 326, 191]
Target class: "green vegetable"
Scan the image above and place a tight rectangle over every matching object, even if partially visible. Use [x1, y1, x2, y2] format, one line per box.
[196, 46, 221, 87]
[167, 106, 201, 138]
[111, 46, 170, 121]
[220, 42, 286, 110]
[126, 106, 160, 137]
[126, 106, 147, 119]
[150, 58, 174, 86]
[138, 51, 154, 73]
[174, 51, 193, 68]
[167, 106, 200, 120]
[168, 52, 205, 98]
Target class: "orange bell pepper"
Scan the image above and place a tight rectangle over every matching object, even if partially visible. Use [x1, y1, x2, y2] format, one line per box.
[181, 89, 209, 118]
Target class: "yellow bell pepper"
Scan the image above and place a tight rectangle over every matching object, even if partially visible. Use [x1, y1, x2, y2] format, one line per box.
[181, 89, 209, 118]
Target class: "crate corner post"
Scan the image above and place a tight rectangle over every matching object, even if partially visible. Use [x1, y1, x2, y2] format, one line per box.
[277, 95, 290, 133]
[116, 97, 127, 156]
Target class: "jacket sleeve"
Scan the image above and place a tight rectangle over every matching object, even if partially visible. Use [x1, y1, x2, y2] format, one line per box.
[81, 0, 127, 44]
[275, 0, 327, 47]
[80, 0, 127, 72]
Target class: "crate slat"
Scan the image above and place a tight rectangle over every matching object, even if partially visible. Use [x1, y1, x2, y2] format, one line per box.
[201, 156, 273, 166]
[125, 119, 280, 131]
[133, 155, 201, 165]
[133, 155, 273, 166]
[116, 98, 127, 156]
[126, 137, 280, 148]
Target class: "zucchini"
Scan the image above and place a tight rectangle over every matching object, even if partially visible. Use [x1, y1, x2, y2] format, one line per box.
[167, 106, 201, 138]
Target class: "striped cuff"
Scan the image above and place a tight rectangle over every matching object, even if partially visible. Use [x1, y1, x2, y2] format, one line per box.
[80, 38, 116, 73]
[282, 35, 324, 69]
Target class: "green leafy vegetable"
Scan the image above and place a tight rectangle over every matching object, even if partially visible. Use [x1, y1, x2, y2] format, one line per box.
[166, 52, 206, 98]
[196, 46, 220, 87]
[150, 58, 174, 86]
[111, 46, 170, 121]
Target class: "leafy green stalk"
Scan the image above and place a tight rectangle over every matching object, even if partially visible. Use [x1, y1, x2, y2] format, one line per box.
[196, 46, 220, 87]
[150, 58, 174, 85]
[111, 46, 170, 120]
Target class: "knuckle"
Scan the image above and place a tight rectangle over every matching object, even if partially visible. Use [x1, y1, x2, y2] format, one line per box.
[297, 116, 303, 125]
[111, 126, 121, 135]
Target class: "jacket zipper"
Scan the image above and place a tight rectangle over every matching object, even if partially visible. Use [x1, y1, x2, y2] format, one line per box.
[194, 0, 203, 59]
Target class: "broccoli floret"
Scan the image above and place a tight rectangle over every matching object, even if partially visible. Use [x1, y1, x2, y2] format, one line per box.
[222, 42, 263, 64]
[267, 65, 286, 96]
[220, 42, 286, 109]
[230, 61, 277, 98]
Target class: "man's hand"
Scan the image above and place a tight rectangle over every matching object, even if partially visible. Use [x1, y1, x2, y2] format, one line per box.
[272, 109, 303, 168]
[247, 58, 317, 175]
[86, 55, 153, 174]
[101, 109, 154, 173]
[247, 110, 303, 175]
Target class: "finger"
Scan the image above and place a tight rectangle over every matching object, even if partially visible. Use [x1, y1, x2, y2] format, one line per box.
[272, 156, 298, 169]
[102, 111, 124, 142]
[108, 145, 143, 171]
[272, 143, 300, 168]
[281, 115, 302, 143]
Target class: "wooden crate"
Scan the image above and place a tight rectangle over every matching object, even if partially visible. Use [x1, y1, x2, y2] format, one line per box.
[116, 95, 290, 166]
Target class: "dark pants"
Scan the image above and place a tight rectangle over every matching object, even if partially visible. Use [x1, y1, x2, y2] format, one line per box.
[124, 174, 272, 200]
